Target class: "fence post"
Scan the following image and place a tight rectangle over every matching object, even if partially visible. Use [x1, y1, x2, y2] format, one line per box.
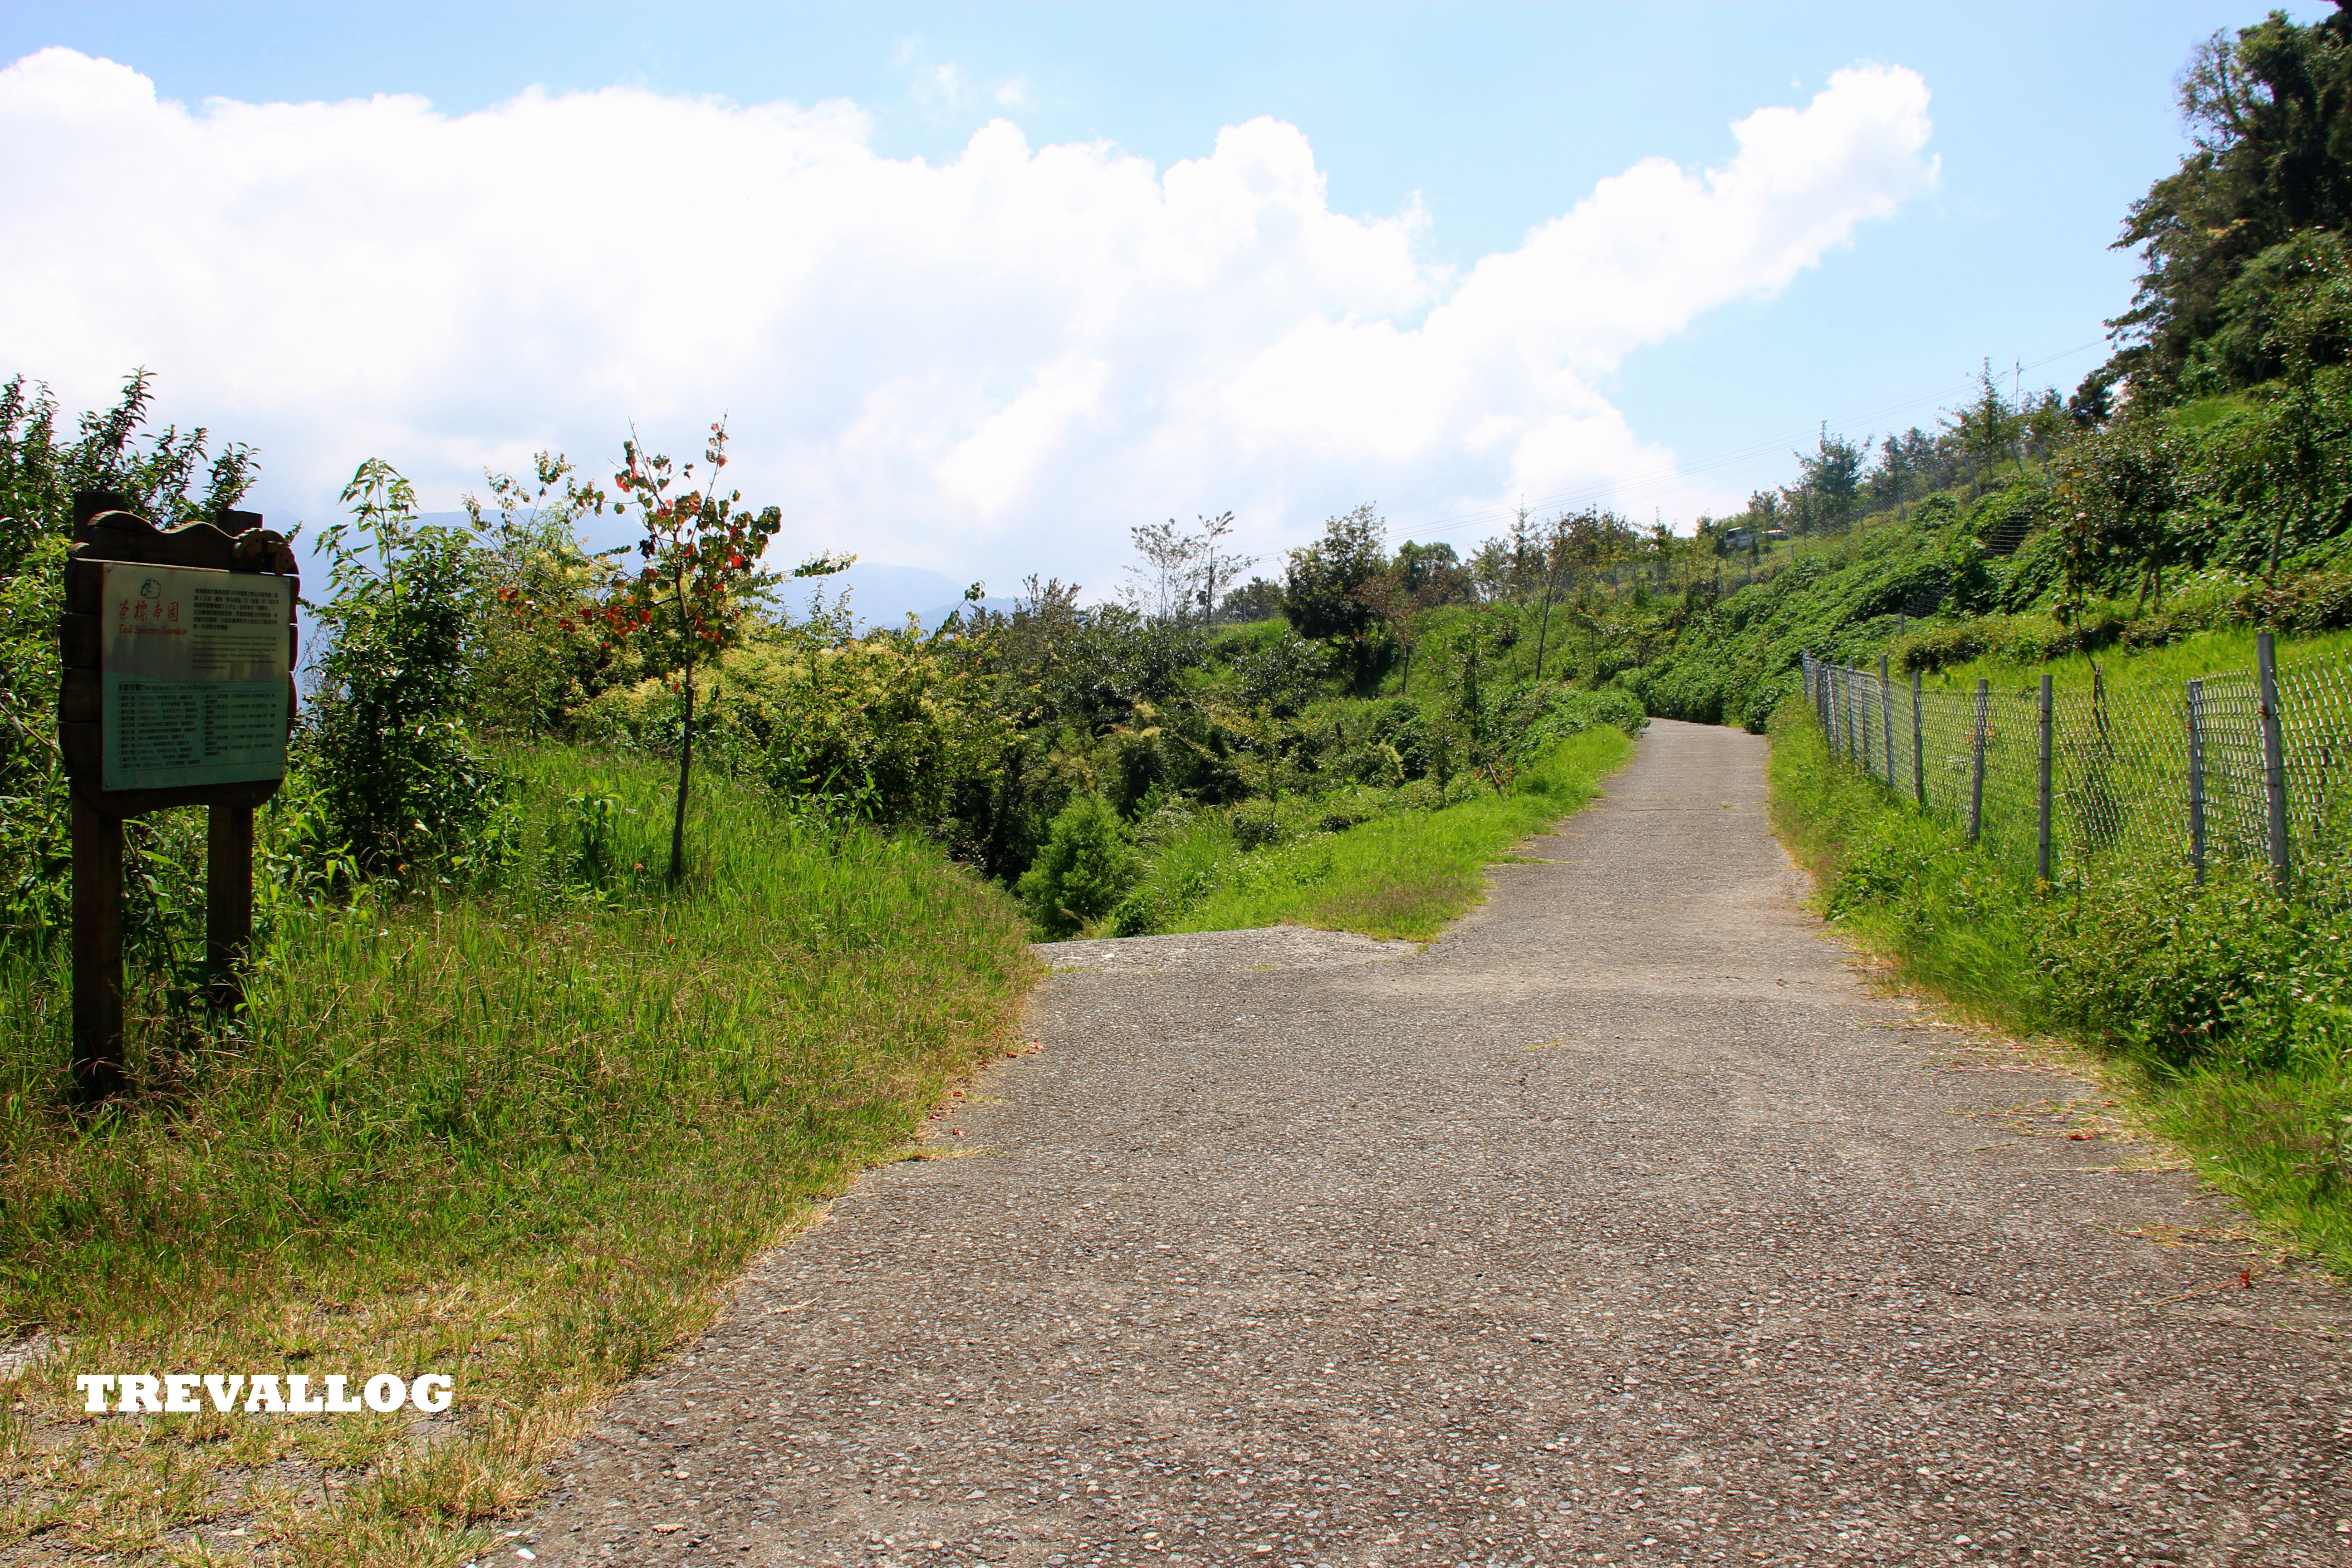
[1911, 669, 1926, 806]
[1860, 667, 1873, 779]
[2258, 630, 2291, 895]
[2037, 673, 2054, 886]
[1969, 678, 1988, 845]
[2185, 677, 2206, 887]
[1879, 653, 1895, 787]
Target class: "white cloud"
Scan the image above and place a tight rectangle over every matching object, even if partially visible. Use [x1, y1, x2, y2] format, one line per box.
[0, 48, 1935, 590]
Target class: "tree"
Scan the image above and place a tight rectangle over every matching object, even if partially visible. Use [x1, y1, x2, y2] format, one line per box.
[599, 421, 806, 884]
[1219, 576, 1285, 622]
[2106, 7, 2352, 398]
[1942, 365, 2022, 492]
[1282, 504, 1388, 690]
[1125, 511, 1253, 624]
[1785, 426, 1866, 530]
[2054, 424, 2183, 620]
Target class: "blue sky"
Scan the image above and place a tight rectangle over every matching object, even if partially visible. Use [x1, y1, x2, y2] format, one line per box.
[0, 2, 2330, 599]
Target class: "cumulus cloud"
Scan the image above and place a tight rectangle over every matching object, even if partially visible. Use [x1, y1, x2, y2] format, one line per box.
[0, 48, 1935, 588]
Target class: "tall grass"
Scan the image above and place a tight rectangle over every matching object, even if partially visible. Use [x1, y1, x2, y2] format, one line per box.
[1769, 703, 2352, 1275]
[1167, 726, 1632, 941]
[0, 745, 1034, 1564]
[1916, 622, 2352, 695]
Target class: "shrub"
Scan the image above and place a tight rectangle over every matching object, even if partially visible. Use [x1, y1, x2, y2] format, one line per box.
[1016, 794, 1140, 938]
[304, 461, 508, 883]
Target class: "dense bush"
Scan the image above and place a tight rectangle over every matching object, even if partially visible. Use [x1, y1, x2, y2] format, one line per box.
[1017, 794, 1140, 938]
[304, 460, 510, 883]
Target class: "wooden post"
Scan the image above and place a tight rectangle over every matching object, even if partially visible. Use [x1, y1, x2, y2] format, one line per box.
[2257, 631, 2290, 894]
[206, 802, 255, 1002]
[69, 796, 126, 1102]
[2185, 677, 2206, 886]
[2037, 673, 2054, 886]
[1969, 678, 1988, 845]
[1911, 669, 1926, 806]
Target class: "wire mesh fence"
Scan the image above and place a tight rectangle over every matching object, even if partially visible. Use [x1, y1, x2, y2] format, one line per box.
[1799, 635, 2352, 902]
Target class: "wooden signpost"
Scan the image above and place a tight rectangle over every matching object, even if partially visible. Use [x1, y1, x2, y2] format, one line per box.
[57, 491, 299, 1101]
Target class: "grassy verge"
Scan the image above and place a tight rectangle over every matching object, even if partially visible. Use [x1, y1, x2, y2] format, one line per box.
[0, 745, 1035, 1565]
[1767, 702, 2352, 1275]
[1916, 622, 2352, 695]
[1151, 725, 1633, 942]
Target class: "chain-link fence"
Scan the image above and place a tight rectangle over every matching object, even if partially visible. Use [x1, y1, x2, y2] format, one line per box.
[1799, 636, 2352, 899]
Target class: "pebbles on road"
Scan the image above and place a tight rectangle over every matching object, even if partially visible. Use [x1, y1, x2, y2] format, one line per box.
[517, 718, 2352, 1568]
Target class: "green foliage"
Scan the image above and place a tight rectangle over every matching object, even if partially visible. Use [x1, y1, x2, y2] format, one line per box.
[306, 459, 509, 884]
[2108, 7, 2352, 402]
[1282, 503, 1387, 644]
[1017, 793, 1140, 938]
[0, 372, 259, 960]
[1770, 696, 2352, 1274]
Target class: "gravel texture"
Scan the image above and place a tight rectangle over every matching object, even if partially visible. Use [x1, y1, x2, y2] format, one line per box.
[515, 718, 2352, 1568]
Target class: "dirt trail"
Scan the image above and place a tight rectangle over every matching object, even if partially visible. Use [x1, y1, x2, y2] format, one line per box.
[521, 718, 2351, 1567]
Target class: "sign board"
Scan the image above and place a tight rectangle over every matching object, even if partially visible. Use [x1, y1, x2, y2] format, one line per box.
[99, 561, 293, 791]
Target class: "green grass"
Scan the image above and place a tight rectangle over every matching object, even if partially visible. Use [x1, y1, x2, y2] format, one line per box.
[1920, 621, 2352, 696]
[1166, 726, 1633, 941]
[1769, 701, 2352, 1277]
[0, 745, 1034, 1565]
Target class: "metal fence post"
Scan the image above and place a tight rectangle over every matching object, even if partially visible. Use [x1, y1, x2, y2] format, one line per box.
[2185, 677, 2206, 886]
[2258, 631, 2291, 894]
[1911, 669, 1926, 806]
[1879, 653, 1895, 786]
[2037, 673, 2054, 886]
[1969, 678, 1988, 845]
[1860, 667, 1874, 780]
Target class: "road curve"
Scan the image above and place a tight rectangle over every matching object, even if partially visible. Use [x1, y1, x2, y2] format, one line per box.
[522, 717, 2351, 1567]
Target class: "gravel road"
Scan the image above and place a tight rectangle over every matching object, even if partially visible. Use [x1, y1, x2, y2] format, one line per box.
[516, 717, 2352, 1568]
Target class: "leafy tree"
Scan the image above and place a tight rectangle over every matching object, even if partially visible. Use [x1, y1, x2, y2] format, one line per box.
[2108, 6, 2352, 398]
[1219, 575, 1285, 622]
[1283, 504, 1389, 691]
[1785, 426, 1866, 530]
[2189, 226, 2352, 389]
[1941, 366, 2023, 493]
[2054, 424, 2184, 618]
[466, 451, 627, 737]
[598, 421, 800, 884]
[1125, 510, 1252, 624]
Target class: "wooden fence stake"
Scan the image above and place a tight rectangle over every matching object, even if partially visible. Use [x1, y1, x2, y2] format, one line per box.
[2258, 630, 2291, 894]
[2185, 677, 2206, 886]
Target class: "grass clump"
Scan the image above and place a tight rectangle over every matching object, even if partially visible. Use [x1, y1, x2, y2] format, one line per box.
[0, 744, 1035, 1564]
[1125, 725, 1632, 942]
[1769, 701, 2352, 1274]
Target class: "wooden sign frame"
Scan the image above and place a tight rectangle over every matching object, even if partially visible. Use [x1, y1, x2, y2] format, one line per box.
[57, 490, 299, 1101]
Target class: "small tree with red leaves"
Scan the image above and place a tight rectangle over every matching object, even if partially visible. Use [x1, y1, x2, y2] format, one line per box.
[600, 419, 790, 885]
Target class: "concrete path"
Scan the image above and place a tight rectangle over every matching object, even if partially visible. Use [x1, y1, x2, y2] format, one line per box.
[520, 719, 2352, 1568]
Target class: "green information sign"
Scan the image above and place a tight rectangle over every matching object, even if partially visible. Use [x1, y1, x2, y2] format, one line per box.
[100, 561, 291, 791]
